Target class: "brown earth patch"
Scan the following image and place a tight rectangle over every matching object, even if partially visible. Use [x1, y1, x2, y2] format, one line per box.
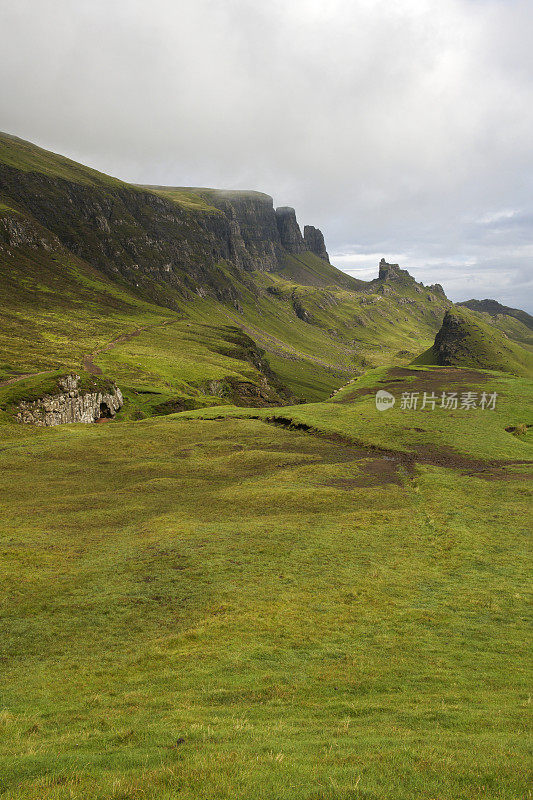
[259, 415, 533, 486]
[332, 366, 489, 404]
[172, 417, 531, 489]
[321, 457, 408, 489]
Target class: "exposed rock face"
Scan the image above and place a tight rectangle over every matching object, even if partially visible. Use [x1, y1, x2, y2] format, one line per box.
[428, 283, 446, 297]
[0, 207, 59, 250]
[432, 311, 465, 365]
[0, 162, 331, 306]
[275, 207, 307, 254]
[16, 374, 123, 426]
[303, 225, 330, 262]
[378, 258, 403, 281]
[201, 191, 284, 272]
[0, 163, 241, 307]
[376, 259, 451, 307]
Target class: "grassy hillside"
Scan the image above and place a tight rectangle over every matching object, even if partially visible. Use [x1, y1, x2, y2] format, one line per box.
[0, 372, 531, 799]
[1, 132, 532, 800]
[458, 298, 533, 331]
[456, 302, 533, 352]
[180, 364, 533, 460]
[413, 308, 533, 378]
[0, 134, 456, 412]
[0, 131, 124, 189]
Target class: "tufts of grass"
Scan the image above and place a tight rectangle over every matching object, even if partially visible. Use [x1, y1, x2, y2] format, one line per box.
[0, 415, 530, 799]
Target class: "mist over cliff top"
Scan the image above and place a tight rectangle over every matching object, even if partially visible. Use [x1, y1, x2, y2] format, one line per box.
[1, 0, 531, 310]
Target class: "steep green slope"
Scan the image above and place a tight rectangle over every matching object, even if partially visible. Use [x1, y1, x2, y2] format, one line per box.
[0, 205, 296, 416]
[0, 132, 124, 188]
[413, 308, 533, 378]
[271, 250, 364, 289]
[456, 299, 533, 352]
[0, 133, 457, 414]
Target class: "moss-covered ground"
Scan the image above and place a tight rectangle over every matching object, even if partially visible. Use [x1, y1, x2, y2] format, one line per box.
[0, 363, 531, 799]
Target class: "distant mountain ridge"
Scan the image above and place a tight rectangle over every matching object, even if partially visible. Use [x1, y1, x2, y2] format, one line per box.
[458, 298, 533, 331]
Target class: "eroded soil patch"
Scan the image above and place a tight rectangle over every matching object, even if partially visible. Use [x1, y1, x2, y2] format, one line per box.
[333, 367, 489, 404]
[259, 415, 533, 485]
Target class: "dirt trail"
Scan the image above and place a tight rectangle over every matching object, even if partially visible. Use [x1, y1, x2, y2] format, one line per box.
[0, 319, 179, 388]
[0, 370, 52, 389]
[82, 319, 177, 375]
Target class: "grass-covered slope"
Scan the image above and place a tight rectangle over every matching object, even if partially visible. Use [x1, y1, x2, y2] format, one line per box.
[0, 132, 457, 411]
[180, 363, 533, 461]
[0, 379, 530, 799]
[1, 132, 532, 800]
[0, 132, 245, 309]
[413, 307, 533, 378]
[0, 132, 124, 188]
[0, 203, 296, 416]
[455, 299, 533, 352]
[458, 298, 533, 330]
[271, 250, 364, 290]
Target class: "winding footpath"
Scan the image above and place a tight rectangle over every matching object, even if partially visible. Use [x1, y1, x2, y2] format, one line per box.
[0, 319, 178, 387]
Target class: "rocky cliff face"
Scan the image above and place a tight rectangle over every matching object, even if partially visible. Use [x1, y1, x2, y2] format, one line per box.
[0, 205, 59, 250]
[303, 225, 330, 262]
[0, 159, 331, 307]
[378, 258, 405, 281]
[275, 207, 307, 254]
[0, 163, 242, 307]
[16, 374, 123, 425]
[197, 190, 284, 272]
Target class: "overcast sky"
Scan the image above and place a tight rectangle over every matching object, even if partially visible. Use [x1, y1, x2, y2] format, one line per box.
[1, 0, 532, 310]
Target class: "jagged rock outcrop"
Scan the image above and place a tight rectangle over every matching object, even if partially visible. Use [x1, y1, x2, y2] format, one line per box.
[303, 225, 330, 262]
[275, 207, 307, 254]
[16, 374, 123, 426]
[378, 258, 406, 281]
[375, 259, 451, 306]
[412, 307, 533, 377]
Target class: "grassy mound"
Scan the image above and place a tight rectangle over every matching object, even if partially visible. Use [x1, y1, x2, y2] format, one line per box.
[413, 308, 533, 377]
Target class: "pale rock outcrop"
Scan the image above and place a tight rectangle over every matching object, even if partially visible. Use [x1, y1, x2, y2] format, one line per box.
[16, 374, 123, 426]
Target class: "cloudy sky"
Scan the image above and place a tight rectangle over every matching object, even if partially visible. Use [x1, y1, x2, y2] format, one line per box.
[1, 0, 532, 310]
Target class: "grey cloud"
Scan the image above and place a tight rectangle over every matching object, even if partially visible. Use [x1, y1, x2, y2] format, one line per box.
[0, 0, 531, 310]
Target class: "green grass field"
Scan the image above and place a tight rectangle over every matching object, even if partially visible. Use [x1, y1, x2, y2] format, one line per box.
[1, 132, 532, 799]
[1, 364, 531, 799]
